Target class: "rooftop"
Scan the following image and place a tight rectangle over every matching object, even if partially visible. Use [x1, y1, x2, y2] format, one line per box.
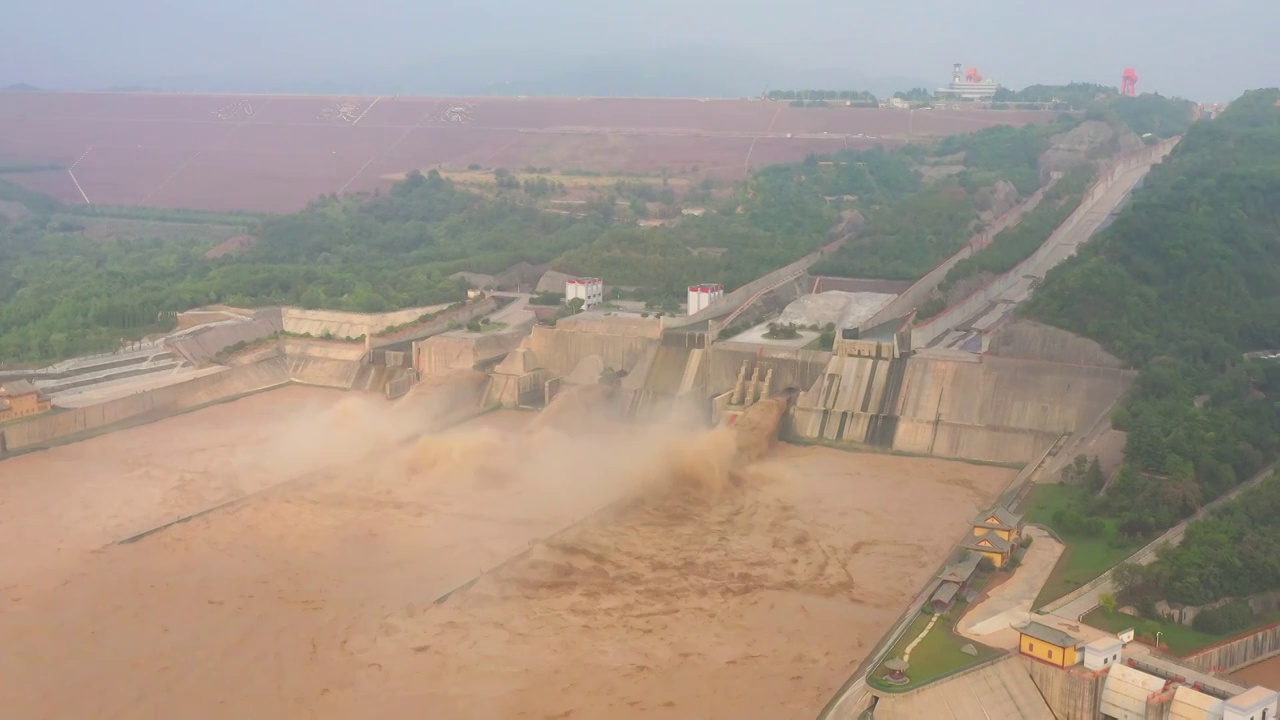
[974, 506, 1022, 530]
[1172, 685, 1225, 714]
[930, 583, 960, 606]
[1019, 621, 1080, 648]
[1227, 685, 1278, 710]
[1084, 636, 1124, 652]
[965, 531, 1013, 553]
[0, 379, 38, 397]
[938, 554, 982, 584]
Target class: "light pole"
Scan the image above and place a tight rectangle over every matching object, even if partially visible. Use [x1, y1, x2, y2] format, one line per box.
[1155, 631, 1162, 650]
[908, 108, 914, 144]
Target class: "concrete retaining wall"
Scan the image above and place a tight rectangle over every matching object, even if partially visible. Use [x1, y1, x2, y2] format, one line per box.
[986, 319, 1130, 368]
[524, 325, 658, 379]
[889, 354, 1135, 464]
[0, 359, 290, 455]
[808, 276, 912, 295]
[1182, 622, 1280, 674]
[706, 343, 831, 397]
[167, 307, 283, 363]
[911, 138, 1179, 349]
[281, 304, 448, 339]
[663, 238, 843, 330]
[554, 314, 662, 338]
[414, 331, 529, 376]
[1021, 656, 1105, 720]
[860, 182, 1055, 332]
[372, 298, 499, 349]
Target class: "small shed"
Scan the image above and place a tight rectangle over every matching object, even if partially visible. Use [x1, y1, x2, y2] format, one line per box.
[938, 554, 982, 589]
[1225, 686, 1279, 720]
[1083, 635, 1124, 671]
[929, 582, 960, 613]
[1018, 621, 1079, 668]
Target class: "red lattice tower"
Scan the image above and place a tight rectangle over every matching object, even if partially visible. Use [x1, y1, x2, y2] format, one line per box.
[1121, 68, 1139, 96]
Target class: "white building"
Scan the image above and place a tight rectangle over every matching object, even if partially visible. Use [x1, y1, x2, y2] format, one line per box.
[565, 278, 603, 310]
[687, 283, 724, 315]
[1225, 686, 1279, 720]
[1083, 636, 1124, 672]
[935, 63, 1000, 101]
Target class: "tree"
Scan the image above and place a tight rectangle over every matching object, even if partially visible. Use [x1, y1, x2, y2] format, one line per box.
[567, 297, 584, 314]
[1098, 591, 1118, 614]
[1111, 562, 1147, 598]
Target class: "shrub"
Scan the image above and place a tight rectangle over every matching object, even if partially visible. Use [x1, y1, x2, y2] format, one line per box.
[977, 556, 996, 572]
[1193, 601, 1255, 635]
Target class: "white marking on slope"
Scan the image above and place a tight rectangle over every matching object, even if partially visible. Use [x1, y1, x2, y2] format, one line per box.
[68, 170, 91, 204]
[142, 151, 201, 203]
[744, 104, 784, 169]
[336, 101, 438, 195]
[351, 96, 381, 126]
[70, 146, 93, 169]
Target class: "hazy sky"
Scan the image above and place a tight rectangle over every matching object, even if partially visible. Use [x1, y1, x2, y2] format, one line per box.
[3, 0, 1274, 101]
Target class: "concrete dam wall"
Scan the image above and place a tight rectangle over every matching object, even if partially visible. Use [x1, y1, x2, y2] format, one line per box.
[891, 353, 1134, 463]
[792, 348, 908, 448]
[525, 324, 659, 379]
[791, 337, 1134, 464]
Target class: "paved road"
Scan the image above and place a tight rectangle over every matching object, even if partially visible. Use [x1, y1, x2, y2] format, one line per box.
[929, 149, 1170, 352]
[1048, 461, 1277, 620]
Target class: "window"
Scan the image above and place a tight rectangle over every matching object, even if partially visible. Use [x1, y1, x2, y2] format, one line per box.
[1103, 657, 1109, 665]
[1028, 643, 1034, 652]
[1048, 649, 1054, 660]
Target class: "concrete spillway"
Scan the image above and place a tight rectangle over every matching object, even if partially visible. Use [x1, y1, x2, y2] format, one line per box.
[791, 324, 1135, 464]
[792, 348, 908, 448]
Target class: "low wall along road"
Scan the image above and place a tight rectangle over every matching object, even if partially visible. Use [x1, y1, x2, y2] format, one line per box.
[859, 180, 1056, 333]
[910, 138, 1179, 350]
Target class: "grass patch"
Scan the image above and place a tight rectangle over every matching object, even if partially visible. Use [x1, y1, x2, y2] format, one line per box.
[868, 604, 1002, 691]
[1080, 607, 1280, 656]
[1022, 484, 1144, 608]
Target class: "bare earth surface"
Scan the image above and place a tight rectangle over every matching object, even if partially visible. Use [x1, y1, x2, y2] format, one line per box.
[0, 93, 1055, 212]
[1231, 655, 1280, 688]
[0, 389, 1015, 720]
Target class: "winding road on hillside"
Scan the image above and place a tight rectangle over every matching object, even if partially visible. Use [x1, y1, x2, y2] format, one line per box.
[1045, 461, 1278, 621]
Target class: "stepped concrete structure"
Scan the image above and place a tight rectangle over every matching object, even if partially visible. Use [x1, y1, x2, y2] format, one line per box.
[792, 335, 909, 448]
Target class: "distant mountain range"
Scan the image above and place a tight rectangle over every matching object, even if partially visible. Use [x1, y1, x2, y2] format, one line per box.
[11, 49, 935, 99]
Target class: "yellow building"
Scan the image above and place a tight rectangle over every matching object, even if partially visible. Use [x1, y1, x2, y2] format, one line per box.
[973, 506, 1022, 543]
[1018, 621, 1080, 668]
[0, 380, 51, 422]
[961, 506, 1023, 568]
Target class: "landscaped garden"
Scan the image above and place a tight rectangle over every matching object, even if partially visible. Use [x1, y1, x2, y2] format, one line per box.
[868, 593, 1001, 691]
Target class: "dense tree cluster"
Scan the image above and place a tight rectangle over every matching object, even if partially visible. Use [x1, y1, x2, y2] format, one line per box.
[940, 166, 1094, 292]
[812, 117, 1080, 279]
[0, 170, 591, 362]
[1026, 90, 1280, 589]
[766, 89, 878, 106]
[1113, 473, 1280, 622]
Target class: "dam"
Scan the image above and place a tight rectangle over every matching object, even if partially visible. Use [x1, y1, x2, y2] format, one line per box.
[457, 310, 1133, 467]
